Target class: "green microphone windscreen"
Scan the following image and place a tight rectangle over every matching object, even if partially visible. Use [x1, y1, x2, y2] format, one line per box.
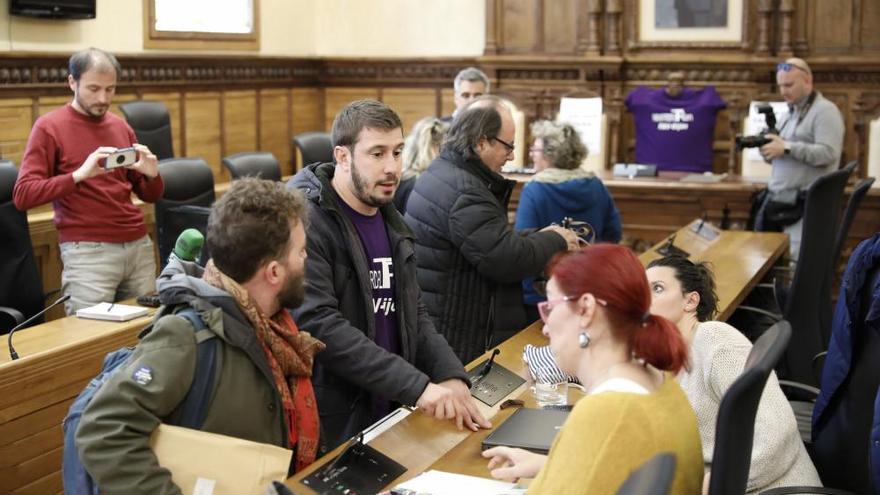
[173, 228, 204, 262]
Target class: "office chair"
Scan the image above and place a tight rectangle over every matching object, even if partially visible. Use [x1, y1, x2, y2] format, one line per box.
[221, 151, 282, 181]
[0, 160, 49, 333]
[615, 452, 677, 495]
[155, 158, 215, 267]
[738, 166, 851, 386]
[708, 320, 791, 495]
[292, 132, 333, 169]
[829, 174, 875, 298]
[120, 100, 174, 161]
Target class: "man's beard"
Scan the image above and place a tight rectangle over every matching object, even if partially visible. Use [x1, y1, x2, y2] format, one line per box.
[75, 92, 109, 118]
[277, 270, 306, 309]
[350, 156, 398, 208]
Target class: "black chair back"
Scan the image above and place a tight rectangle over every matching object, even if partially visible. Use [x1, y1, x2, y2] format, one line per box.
[292, 132, 333, 168]
[221, 151, 282, 181]
[0, 161, 45, 332]
[155, 158, 215, 267]
[783, 166, 851, 385]
[709, 320, 792, 495]
[812, 253, 880, 494]
[831, 175, 875, 284]
[120, 100, 174, 160]
[615, 452, 677, 495]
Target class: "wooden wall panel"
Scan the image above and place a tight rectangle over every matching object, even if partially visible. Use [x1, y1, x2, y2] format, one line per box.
[500, 0, 537, 53]
[381, 88, 437, 133]
[810, 0, 854, 51]
[441, 89, 456, 118]
[324, 88, 380, 131]
[140, 92, 183, 158]
[184, 92, 223, 181]
[222, 90, 258, 159]
[108, 94, 137, 120]
[36, 97, 68, 118]
[0, 99, 34, 165]
[543, 0, 577, 53]
[290, 87, 324, 171]
[258, 89, 292, 176]
[863, 0, 880, 51]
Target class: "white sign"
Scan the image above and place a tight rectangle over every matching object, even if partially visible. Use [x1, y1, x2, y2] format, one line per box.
[558, 97, 604, 155]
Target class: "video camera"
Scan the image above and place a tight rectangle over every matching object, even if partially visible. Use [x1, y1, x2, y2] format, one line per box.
[735, 104, 778, 150]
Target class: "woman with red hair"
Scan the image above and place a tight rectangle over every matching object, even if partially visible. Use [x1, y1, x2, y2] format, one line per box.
[483, 244, 703, 494]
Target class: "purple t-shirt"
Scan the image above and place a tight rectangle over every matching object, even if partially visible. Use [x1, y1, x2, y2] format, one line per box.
[338, 199, 400, 419]
[625, 86, 726, 172]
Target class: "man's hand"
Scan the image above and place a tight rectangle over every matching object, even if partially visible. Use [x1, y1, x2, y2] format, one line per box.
[542, 225, 580, 251]
[759, 133, 787, 161]
[130, 144, 159, 179]
[416, 379, 492, 431]
[482, 446, 547, 482]
[72, 147, 116, 184]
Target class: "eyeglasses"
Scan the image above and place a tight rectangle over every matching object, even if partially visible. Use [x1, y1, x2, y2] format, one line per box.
[776, 63, 809, 74]
[537, 294, 608, 323]
[492, 136, 515, 153]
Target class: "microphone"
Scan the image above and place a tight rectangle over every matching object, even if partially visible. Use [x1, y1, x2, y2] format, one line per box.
[8, 294, 71, 361]
[472, 349, 501, 387]
[170, 228, 204, 263]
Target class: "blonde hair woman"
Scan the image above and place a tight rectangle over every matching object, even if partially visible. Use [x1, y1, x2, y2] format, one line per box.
[394, 117, 449, 213]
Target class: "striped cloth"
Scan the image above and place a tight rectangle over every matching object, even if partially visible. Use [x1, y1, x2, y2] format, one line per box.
[522, 344, 581, 385]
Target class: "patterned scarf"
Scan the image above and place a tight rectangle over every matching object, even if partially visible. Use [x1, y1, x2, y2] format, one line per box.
[202, 260, 325, 471]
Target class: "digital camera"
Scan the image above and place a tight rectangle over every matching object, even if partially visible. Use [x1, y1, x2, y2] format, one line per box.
[735, 104, 778, 150]
[103, 147, 138, 169]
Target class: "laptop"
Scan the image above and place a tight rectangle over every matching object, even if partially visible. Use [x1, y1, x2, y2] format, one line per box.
[481, 408, 570, 454]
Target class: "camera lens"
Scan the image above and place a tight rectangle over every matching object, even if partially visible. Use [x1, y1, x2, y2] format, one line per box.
[116, 155, 126, 164]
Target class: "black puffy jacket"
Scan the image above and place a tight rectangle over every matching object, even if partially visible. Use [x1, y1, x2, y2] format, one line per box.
[288, 163, 469, 452]
[404, 149, 567, 362]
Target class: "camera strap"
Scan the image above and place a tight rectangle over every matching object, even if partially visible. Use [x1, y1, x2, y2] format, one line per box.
[780, 91, 817, 133]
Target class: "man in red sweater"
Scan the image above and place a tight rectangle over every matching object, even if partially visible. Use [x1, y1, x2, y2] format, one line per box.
[13, 48, 164, 315]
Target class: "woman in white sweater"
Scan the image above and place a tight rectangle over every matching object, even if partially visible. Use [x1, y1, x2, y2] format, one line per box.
[646, 255, 821, 494]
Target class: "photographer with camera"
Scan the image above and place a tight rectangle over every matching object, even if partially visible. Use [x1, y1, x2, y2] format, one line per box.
[754, 58, 844, 259]
[13, 48, 163, 314]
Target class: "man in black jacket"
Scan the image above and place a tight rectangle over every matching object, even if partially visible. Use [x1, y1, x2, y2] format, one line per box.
[289, 100, 490, 452]
[405, 96, 579, 363]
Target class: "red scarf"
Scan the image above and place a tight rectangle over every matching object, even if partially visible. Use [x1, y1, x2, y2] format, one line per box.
[203, 261, 324, 471]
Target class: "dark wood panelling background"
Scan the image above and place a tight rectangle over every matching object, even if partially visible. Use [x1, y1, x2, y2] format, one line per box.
[2, 0, 879, 332]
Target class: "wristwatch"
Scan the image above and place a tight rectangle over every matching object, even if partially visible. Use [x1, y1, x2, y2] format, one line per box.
[783, 142, 792, 155]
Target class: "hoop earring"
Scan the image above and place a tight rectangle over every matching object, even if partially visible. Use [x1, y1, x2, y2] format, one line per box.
[578, 331, 591, 348]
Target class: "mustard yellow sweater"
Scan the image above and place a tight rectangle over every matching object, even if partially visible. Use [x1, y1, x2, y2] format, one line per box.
[528, 375, 703, 495]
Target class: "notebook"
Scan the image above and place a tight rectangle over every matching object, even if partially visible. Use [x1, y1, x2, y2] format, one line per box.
[481, 408, 570, 454]
[76, 302, 150, 322]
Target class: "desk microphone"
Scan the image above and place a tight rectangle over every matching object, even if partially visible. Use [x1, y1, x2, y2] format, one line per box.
[472, 349, 501, 387]
[8, 294, 71, 361]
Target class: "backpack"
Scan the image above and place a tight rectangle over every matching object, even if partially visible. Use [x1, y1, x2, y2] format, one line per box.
[61, 307, 219, 495]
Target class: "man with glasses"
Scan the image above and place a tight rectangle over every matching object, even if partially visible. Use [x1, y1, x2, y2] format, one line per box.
[441, 67, 490, 123]
[757, 57, 844, 258]
[405, 96, 579, 363]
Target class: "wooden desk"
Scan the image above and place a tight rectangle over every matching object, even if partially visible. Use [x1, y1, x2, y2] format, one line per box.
[0, 307, 155, 495]
[639, 220, 788, 321]
[286, 224, 789, 493]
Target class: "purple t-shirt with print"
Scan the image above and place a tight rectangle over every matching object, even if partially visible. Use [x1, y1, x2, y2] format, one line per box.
[625, 86, 726, 172]
[338, 199, 400, 419]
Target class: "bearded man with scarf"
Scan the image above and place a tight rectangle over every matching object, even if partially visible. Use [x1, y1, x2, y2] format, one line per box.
[76, 179, 324, 494]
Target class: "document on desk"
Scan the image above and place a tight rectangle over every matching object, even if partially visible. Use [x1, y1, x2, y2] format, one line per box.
[76, 302, 149, 321]
[392, 470, 525, 495]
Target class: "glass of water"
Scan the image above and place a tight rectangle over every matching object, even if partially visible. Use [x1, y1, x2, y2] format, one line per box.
[531, 377, 568, 407]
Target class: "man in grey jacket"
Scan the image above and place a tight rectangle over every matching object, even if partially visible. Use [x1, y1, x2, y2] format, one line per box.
[76, 179, 324, 493]
[289, 100, 490, 452]
[759, 57, 844, 258]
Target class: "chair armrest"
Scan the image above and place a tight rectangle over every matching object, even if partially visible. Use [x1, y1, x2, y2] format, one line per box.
[0, 306, 25, 331]
[760, 486, 855, 495]
[778, 380, 820, 401]
[736, 305, 783, 321]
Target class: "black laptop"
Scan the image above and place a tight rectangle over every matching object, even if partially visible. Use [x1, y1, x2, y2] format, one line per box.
[481, 408, 570, 454]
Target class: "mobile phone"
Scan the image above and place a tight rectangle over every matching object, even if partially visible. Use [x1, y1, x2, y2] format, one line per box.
[103, 147, 138, 169]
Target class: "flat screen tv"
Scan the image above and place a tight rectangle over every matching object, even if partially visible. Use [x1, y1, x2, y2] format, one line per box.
[9, 0, 95, 19]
